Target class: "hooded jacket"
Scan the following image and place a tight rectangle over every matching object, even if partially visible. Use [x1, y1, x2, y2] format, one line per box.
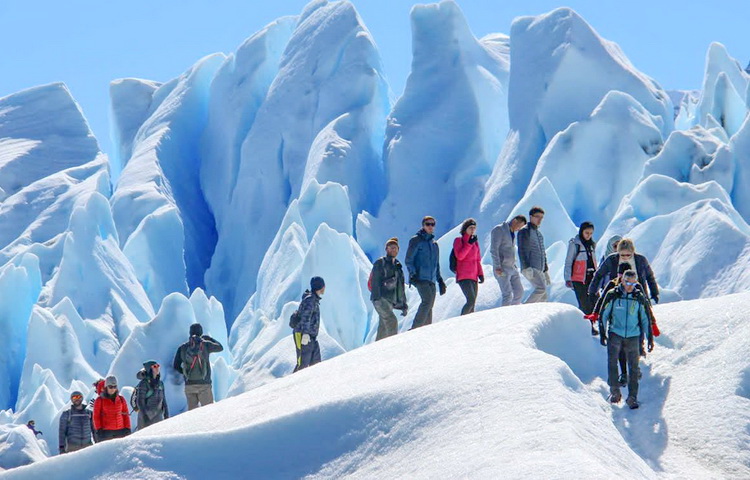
[405, 229, 443, 284]
[600, 285, 652, 340]
[564, 234, 596, 283]
[370, 255, 406, 308]
[135, 368, 169, 426]
[295, 290, 321, 337]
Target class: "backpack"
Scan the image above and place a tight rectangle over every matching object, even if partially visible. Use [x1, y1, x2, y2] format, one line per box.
[181, 336, 209, 382]
[289, 309, 301, 329]
[368, 259, 396, 292]
[130, 389, 139, 412]
[449, 248, 457, 273]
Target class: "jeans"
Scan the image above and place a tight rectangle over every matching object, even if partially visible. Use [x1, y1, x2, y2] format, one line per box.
[607, 333, 641, 399]
[458, 279, 478, 315]
[495, 268, 523, 306]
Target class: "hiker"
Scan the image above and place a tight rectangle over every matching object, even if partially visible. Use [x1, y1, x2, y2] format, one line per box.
[589, 238, 659, 304]
[93, 375, 131, 441]
[598, 270, 654, 409]
[565, 221, 597, 333]
[405, 216, 446, 329]
[518, 206, 549, 303]
[293, 276, 325, 372]
[59, 391, 94, 454]
[453, 218, 484, 315]
[370, 238, 407, 341]
[490, 215, 527, 306]
[26, 420, 42, 437]
[134, 360, 169, 430]
[600, 234, 622, 265]
[173, 323, 224, 410]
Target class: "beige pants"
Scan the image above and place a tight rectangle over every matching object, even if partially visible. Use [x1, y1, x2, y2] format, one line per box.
[185, 383, 214, 410]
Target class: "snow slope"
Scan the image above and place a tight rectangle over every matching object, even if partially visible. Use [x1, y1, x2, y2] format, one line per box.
[5, 294, 749, 479]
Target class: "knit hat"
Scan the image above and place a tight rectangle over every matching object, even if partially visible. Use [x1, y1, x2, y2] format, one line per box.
[385, 237, 399, 248]
[189, 323, 203, 337]
[105, 375, 118, 387]
[310, 276, 325, 292]
[70, 391, 83, 399]
[143, 359, 158, 369]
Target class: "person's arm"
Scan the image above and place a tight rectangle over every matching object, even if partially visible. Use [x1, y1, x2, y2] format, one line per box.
[173, 346, 183, 375]
[563, 240, 576, 282]
[297, 296, 316, 335]
[404, 236, 418, 279]
[58, 410, 67, 453]
[136, 380, 146, 412]
[517, 229, 530, 270]
[490, 226, 503, 269]
[588, 256, 609, 296]
[453, 237, 472, 261]
[162, 383, 169, 419]
[89, 410, 96, 443]
[92, 399, 101, 431]
[435, 243, 444, 285]
[642, 257, 659, 300]
[121, 396, 131, 430]
[476, 244, 483, 280]
[370, 259, 383, 300]
[202, 335, 224, 353]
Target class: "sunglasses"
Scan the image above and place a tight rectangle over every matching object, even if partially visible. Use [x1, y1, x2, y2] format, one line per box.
[151, 364, 160, 368]
[619, 253, 633, 258]
[424, 222, 436, 227]
[71, 394, 83, 400]
[624, 281, 636, 286]
[107, 385, 118, 389]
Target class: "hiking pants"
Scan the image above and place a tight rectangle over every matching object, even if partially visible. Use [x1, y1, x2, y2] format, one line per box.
[373, 298, 399, 341]
[495, 268, 523, 306]
[65, 442, 92, 453]
[607, 333, 641, 399]
[522, 268, 549, 303]
[293, 332, 321, 372]
[458, 279, 478, 315]
[572, 281, 594, 314]
[411, 280, 436, 329]
[185, 383, 214, 410]
[97, 428, 130, 442]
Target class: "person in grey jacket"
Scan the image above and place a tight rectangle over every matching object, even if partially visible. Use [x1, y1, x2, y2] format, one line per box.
[517, 206, 549, 303]
[490, 215, 527, 306]
[371, 238, 407, 341]
[135, 360, 169, 430]
[564, 222, 597, 334]
[405, 216, 446, 329]
[58, 391, 94, 454]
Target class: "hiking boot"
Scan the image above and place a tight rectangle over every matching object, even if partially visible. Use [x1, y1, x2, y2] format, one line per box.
[609, 391, 622, 403]
[626, 396, 639, 409]
[618, 373, 627, 386]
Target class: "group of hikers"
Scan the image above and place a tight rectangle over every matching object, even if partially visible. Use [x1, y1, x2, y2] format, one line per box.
[292, 208, 661, 409]
[55, 323, 223, 454]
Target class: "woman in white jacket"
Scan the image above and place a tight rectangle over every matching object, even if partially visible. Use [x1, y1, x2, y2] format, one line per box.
[565, 222, 597, 334]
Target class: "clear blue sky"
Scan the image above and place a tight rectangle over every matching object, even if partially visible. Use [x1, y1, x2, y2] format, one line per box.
[1, 0, 748, 165]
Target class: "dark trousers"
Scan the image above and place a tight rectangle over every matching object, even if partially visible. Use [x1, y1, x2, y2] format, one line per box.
[293, 332, 321, 372]
[572, 281, 594, 314]
[373, 298, 399, 340]
[411, 281, 436, 329]
[607, 333, 641, 399]
[458, 279, 478, 315]
[97, 428, 130, 442]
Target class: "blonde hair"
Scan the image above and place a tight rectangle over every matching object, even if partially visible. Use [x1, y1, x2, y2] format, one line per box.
[617, 238, 635, 253]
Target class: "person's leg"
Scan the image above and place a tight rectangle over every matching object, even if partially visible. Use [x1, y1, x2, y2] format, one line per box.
[607, 334, 624, 401]
[509, 269, 524, 305]
[458, 279, 476, 315]
[524, 269, 548, 304]
[495, 272, 512, 306]
[411, 281, 436, 329]
[572, 282, 587, 311]
[197, 384, 214, 406]
[311, 338, 322, 366]
[624, 337, 641, 402]
[619, 348, 627, 384]
[374, 299, 398, 340]
[185, 384, 200, 410]
[297, 339, 315, 370]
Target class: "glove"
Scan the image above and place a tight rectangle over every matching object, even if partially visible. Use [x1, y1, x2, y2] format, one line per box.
[59, 446, 65, 454]
[651, 296, 659, 304]
[565, 280, 573, 289]
[438, 280, 447, 296]
[400, 306, 408, 317]
[409, 274, 417, 286]
[301, 334, 310, 346]
[478, 275, 484, 284]
[468, 235, 477, 244]
[583, 313, 599, 324]
[648, 340, 654, 352]
[652, 321, 660, 337]
[600, 334, 607, 346]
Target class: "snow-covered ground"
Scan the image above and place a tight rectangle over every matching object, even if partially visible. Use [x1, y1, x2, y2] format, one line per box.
[3, 293, 749, 479]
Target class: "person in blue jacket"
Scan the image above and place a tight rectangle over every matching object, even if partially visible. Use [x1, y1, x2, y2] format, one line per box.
[405, 216, 446, 330]
[293, 276, 325, 372]
[599, 270, 654, 409]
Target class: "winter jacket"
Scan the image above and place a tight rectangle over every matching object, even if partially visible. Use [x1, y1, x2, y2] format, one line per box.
[588, 252, 659, 299]
[172, 335, 223, 385]
[93, 391, 131, 432]
[490, 222, 518, 272]
[294, 290, 321, 337]
[600, 285, 651, 340]
[370, 255, 406, 308]
[564, 235, 597, 284]
[405, 229, 443, 284]
[135, 371, 169, 426]
[517, 223, 547, 271]
[453, 234, 482, 282]
[59, 405, 94, 450]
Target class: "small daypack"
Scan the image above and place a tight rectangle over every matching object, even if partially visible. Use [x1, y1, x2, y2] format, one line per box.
[449, 248, 457, 273]
[181, 336, 208, 382]
[368, 259, 396, 292]
[289, 310, 301, 329]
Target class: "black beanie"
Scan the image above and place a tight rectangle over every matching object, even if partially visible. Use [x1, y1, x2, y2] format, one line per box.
[310, 276, 325, 292]
[189, 323, 203, 337]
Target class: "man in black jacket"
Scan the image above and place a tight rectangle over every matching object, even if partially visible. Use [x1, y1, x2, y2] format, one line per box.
[173, 323, 223, 410]
[58, 391, 94, 454]
[371, 238, 408, 341]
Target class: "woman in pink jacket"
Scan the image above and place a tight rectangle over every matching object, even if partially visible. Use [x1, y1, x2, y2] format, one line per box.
[453, 218, 484, 315]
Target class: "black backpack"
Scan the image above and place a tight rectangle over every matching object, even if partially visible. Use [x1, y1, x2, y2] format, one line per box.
[449, 248, 458, 273]
[289, 310, 301, 329]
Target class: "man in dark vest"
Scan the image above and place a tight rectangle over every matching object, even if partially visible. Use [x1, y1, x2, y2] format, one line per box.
[173, 323, 223, 410]
[58, 391, 94, 454]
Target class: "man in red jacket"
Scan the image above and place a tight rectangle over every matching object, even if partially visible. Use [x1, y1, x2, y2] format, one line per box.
[93, 375, 131, 441]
